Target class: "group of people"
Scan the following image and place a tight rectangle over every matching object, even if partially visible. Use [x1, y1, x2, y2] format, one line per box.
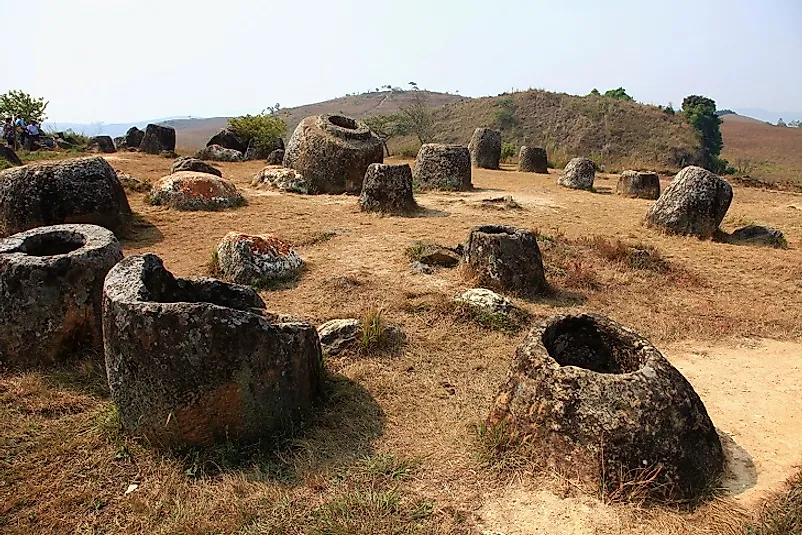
[3, 116, 41, 150]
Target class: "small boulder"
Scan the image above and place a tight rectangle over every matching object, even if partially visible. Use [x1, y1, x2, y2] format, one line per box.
[266, 149, 285, 165]
[87, 136, 117, 154]
[139, 124, 176, 154]
[727, 225, 786, 248]
[317, 318, 361, 355]
[359, 163, 418, 214]
[0, 157, 132, 238]
[412, 144, 472, 191]
[215, 232, 304, 285]
[468, 128, 502, 169]
[124, 126, 145, 149]
[252, 167, 309, 194]
[456, 288, 516, 315]
[417, 245, 461, 268]
[149, 172, 245, 211]
[518, 146, 548, 173]
[206, 128, 249, 154]
[617, 170, 661, 200]
[170, 156, 222, 177]
[196, 144, 244, 162]
[411, 261, 434, 275]
[0, 146, 22, 166]
[645, 166, 732, 239]
[113, 136, 126, 150]
[558, 157, 595, 190]
[0, 224, 123, 369]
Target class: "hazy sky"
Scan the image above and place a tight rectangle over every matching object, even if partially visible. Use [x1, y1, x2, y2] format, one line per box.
[3, 0, 800, 123]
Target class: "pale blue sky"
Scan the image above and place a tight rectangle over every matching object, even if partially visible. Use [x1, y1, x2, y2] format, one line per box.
[3, 0, 800, 123]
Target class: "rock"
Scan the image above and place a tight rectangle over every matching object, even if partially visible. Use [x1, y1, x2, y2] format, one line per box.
[116, 171, 149, 192]
[284, 114, 384, 194]
[463, 225, 547, 297]
[124, 126, 145, 149]
[206, 128, 249, 154]
[0, 224, 123, 369]
[113, 136, 126, 150]
[487, 314, 724, 501]
[170, 156, 222, 177]
[0, 146, 22, 166]
[103, 253, 323, 448]
[412, 144, 472, 191]
[411, 261, 434, 275]
[518, 146, 548, 173]
[39, 137, 57, 150]
[252, 167, 309, 194]
[617, 170, 661, 200]
[56, 138, 74, 150]
[196, 144, 244, 162]
[417, 245, 461, 267]
[139, 124, 176, 154]
[558, 157, 596, 190]
[0, 157, 132, 238]
[149, 172, 245, 211]
[87, 136, 117, 153]
[468, 128, 502, 169]
[317, 318, 361, 355]
[359, 163, 418, 214]
[266, 149, 285, 165]
[479, 196, 522, 210]
[456, 288, 515, 315]
[727, 225, 786, 248]
[645, 166, 732, 239]
[215, 232, 304, 285]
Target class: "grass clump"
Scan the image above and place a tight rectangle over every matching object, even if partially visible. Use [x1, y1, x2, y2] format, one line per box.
[360, 307, 388, 353]
[474, 420, 539, 475]
[405, 241, 430, 262]
[744, 469, 802, 534]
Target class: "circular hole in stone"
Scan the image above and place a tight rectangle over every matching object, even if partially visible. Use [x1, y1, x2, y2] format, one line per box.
[20, 231, 86, 256]
[475, 225, 516, 236]
[328, 115, 358, 130]
[541, 316, 645, 374]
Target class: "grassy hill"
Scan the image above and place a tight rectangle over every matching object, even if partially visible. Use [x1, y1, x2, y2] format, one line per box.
[720, 114, 802, 187]
[428, 90, 701, 172]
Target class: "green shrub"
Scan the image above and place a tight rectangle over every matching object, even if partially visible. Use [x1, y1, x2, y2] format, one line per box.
[228, 113, 286, 154]
[494, 98, 518, 130]
[501, 142, 517, 162]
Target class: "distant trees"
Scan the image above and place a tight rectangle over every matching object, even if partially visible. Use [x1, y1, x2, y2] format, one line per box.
[0, 90, 48, 124]
[777, 118, 787, 127]
[603, 87, 634, 101]
[682, 95, 728, 173]
[364, 114, 402, 156]
[494, 97, 518, 130]
[589, 88, 601, 96]
[715, 109, 736, 117]
[228, 113, 286, 154]
[789, 120, 802, 128]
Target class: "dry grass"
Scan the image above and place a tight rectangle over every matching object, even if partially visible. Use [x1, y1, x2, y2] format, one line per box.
[2, 153, 802, 533]
[743, 468, 802, 534]
[721, 115, 802, 188]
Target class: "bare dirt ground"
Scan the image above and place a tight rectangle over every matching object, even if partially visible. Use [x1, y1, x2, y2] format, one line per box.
[1, 153, 801, 534]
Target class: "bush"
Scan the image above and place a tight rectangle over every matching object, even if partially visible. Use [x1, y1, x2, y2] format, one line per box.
[603, 87, 634, 101]
[501, 141, 517, 162]
[682, 95, 724, 172]
[227, 113, 286, 154]
[494, 98, 518, 130]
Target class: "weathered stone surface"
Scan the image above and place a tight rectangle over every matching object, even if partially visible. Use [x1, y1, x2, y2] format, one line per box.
[252, 167, 309, 194]
[206, 128, 249, 154]
[113, 136, 126, 150]
[558, 157, 595, 190]
[116, 171, 149, 192]
[518, 146, 548, 173]
[727, 225, 786, 248]
[216, 232, 304, 285]
[266, 149, 285, 165]
[411, 261, 433, 275]
[0, 224, 123, 369]
[139, 124, 176, 154]
[284, 114, 384, 194]
[359, 163, 418, 214]
[463, 225, 547, 297]
[468, 128, 502, 169]
[645, 166, 732, 239]
[417, 245, 461, 267]
[124, 126, 145, 149]
[0, 146, 22, 166]
[196, 144, 244, 162]
[0, 157, 132, 238]
[457, 288, 515, 315]
[170, 156, 222, 177]
[87, 136, 117, 154]
[149, 171, 244, 211]
[487, 314, 724, 501]
[412, 144, 472, 191]
[103, 253, 323, 448]
[617, 170, 661, 200]
[318, 318, 361, 355]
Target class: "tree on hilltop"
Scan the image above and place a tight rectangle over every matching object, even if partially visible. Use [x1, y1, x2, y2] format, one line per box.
[0, 90, 48, 124]
[682, 95, 727, 173]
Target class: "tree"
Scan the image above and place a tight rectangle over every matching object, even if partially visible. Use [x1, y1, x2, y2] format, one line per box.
[364, 113, 402, 156]
[265, 103, 282, 115]
[0, 90, 49, 123]
[589, 88, 601, 96]
[603, 87, 634, 101]
[397, 92, 435, 145]
[682, 95, 725, 173]
[227, 113, 286, 154]
[494, 97, 518, 130]
[789, 120, 802, 128]
[777, 118, 787, 127]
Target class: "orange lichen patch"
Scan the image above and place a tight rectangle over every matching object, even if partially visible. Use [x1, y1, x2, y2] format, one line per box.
[173, 177, 238, 199]
[224, 232, 294, 257]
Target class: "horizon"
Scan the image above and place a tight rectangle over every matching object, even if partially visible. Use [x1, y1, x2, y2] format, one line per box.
[4, 0, 801, 124]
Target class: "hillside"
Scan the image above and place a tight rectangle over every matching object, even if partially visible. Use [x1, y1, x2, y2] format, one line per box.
[429, 90, 701, 171]
[168, 90, 466, 150]
[720, 114, 802, 185]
